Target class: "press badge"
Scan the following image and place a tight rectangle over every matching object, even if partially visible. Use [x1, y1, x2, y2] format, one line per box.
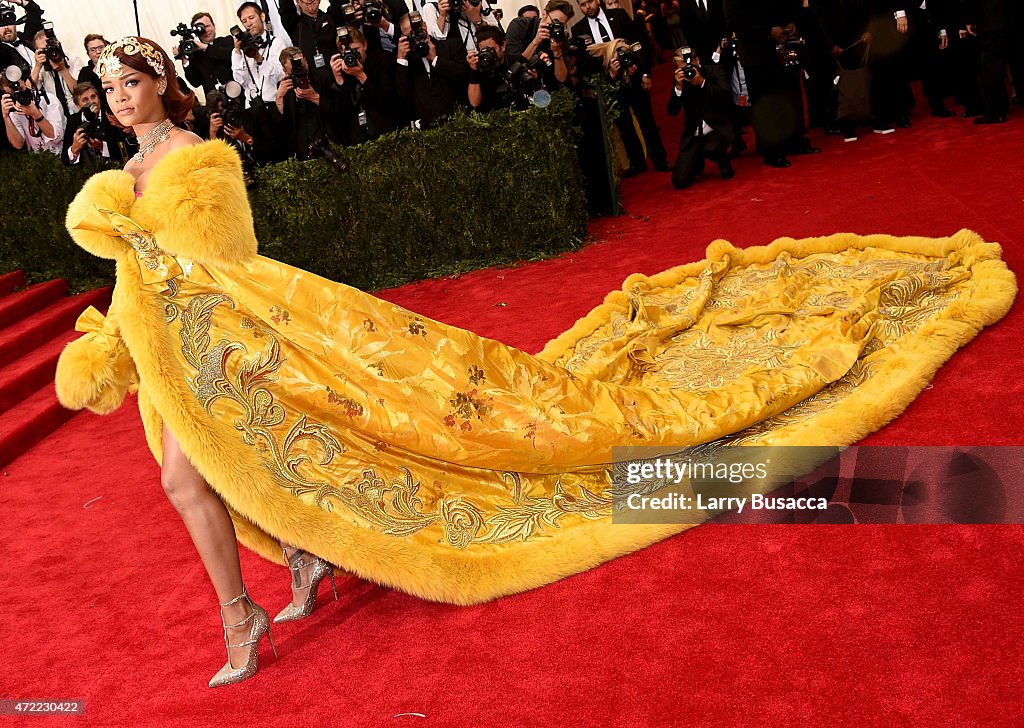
[358, 109, 368, 127]
[313, 51, 326, 68]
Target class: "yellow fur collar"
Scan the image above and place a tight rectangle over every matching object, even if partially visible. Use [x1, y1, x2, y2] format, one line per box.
[65, 139, 258, 268]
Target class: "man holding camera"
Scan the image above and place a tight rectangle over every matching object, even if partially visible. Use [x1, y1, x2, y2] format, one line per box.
[232, 2, 288, 108]
[178, 12, 234, 94]
[332, 26, 399, 143]
[395, 11, 462, 127]
[30, 26, 81, 121]
[61, 81, 134, 166]
[1, 66, 60, 152]
[0, 0, 43, 74]
[281, 0, 340, 67]
[666, 46, 735, 189]
[330, 0, 408, 53]
[723, 0, 819, 167]
[504, 0, 571, 84]
[274, 46, 347, 158]
[575, 0, 670, 175]
[422, 0, 499, 46]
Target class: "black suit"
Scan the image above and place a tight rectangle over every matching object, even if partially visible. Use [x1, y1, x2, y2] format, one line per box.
[60, 109, 135, 167]
[281, 1, 339, 64]
[395, 55, 460, 128]
[677, 0, 729, 61]
[574, 7, 667, 170]
[0, 0, 43, 76]
[723, 0, 813, 161]
[335, 49, 400, 144]
[666, 62, 734, 188]
[182, 36, 234, 93]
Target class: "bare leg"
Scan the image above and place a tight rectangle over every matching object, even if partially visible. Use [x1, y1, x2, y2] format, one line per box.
[161, 423, 252, 668]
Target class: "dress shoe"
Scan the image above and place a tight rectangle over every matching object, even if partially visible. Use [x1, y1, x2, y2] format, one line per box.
[209, 586, 277, 688]
[930, 107, 955, 118]
[824, 125, 844, 136]
[652, 161, 673, 172]
[961, 109, 983, 119]
[872, 123, 895, 135]
[895, 116, 911, 128]
[974, 114, 1007, 125]
[764, 156, 791, 168]
[729, 137, 748, 157]
[792, 145, 822, 155]
[273, 546, 340, 623]
[719, 162, 735, 180]
[620, 165, 646, 179]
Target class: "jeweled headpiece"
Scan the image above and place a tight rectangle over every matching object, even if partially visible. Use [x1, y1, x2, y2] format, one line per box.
[96, 37, 166, 78]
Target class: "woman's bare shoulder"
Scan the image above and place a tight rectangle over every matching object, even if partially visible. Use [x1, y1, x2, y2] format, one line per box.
[167, 128, 205, 149]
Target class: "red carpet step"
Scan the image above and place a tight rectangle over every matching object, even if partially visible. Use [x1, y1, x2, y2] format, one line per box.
[0, 269, 26, 297]
[0, 282, 112, 468]
[0, 286, 110, 369]
[0, 278, 68, 329]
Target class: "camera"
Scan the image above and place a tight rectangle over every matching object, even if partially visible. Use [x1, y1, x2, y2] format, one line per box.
[0, 2, 18, 26]
[342, 46, 361, 67]
[775, 37, 805, 68]
[477, 46, 500, 74]
[674, 46, 697, 79]
[363, 0, 386, 25]
[615, 42, 642, 74]
[210, 80, 246, 128]
[402, 12, 430, 60]
[3, 65, 35, 106]
[41, 22, 63, 65]
[289, 52, 311, 89]
[308, 135, 349, 174]
[80, 103, 109, 140]
[547, 19, 566, 44]
[170, 21, 205, 57]
[339, 3, 359, 25]
[230, 25, 265, 59]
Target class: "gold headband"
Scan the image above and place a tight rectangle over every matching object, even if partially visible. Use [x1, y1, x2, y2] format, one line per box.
[96, 37, 166, 79]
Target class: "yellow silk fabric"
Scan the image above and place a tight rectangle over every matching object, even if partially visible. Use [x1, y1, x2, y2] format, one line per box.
[64, 194, 1015, 602]
[128, 225, 979, 545]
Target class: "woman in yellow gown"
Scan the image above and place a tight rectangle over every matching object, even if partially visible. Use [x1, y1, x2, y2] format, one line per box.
[56, 38, 1015, 687]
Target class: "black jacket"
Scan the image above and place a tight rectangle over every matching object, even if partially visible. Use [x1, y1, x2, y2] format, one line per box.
[335, 48, 400, 144]
[0, 0, 43, 75]
[60, 108, 136, 167]
[666, 61, 734, 138]
[182, 36, 234, 93]
[571, 8, 652, 73]
[281, 0, 339, 63]
[677, 0, 729, 61]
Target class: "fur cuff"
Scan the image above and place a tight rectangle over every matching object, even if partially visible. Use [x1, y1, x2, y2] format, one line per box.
[55, 329, 137, 415]
[131, 140, 258, 267]
[65, 170, 137, 260]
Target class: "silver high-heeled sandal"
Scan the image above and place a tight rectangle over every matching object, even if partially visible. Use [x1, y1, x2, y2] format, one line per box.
[208, 586, 278, 688]
[273, 545, 339, 624]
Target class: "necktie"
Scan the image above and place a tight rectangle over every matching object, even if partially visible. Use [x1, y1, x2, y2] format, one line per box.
[597, 18, 611, 42]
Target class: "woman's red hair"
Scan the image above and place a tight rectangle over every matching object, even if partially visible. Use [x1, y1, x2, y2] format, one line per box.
[107, 36, 195, 125]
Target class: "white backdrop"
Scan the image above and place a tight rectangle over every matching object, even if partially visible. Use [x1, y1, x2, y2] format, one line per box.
[38, 0, 533, 83]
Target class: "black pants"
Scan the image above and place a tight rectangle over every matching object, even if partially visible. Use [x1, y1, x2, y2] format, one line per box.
[744, 60, 809, 160]
[672, 127, 731, 189]
[616, 83, 669, 169]
[950, 34, 984, 113]
[908, 9, 952, 112]
[979, 29, 1010, 117]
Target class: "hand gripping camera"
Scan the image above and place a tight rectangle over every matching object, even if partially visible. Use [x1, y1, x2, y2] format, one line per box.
[170, 21, 206, 57]
[290, 52, 311, 89]
[675, 46, 697, 79]
[41, 22, 64, 65]
[402, 12, 430, 60]
[230, 25, 265, 59]
[615, 42, 643, 75]
[4, 65, 35, 106]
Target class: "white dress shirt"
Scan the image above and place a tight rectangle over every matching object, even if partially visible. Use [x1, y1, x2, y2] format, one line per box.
[7, 94, 63, 153]
[232, 32, 288, 107]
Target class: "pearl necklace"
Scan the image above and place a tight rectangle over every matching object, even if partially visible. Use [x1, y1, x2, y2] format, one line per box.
[132, 118, 175, 164]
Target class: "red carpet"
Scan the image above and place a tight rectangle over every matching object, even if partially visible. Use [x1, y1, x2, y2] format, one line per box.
[2, 78, 1023, 725]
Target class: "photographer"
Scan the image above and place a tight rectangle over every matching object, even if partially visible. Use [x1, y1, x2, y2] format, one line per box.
[331, 26, 399, 144]
[723, 0, 818, 167]
[30, 27, 82, 120]
[1, 66, 61, 153]
[232, 2, 288, 107]
[0, 0, 43, 74]
[61, 81, 134, 167]
[280, 0, 339, 65]
[178, 12, 234, 93]
[578, 0, 669, 175]
[504, 0, 571, 84]
[274, 46, 347, 158]
[77, 34, 112, 115]
[467, 25, 557, 111]
[666, 46, 735, 189]
[329, 0, 407, 53]
[394, 11, 461, 127]
[422, 0, 500, 46]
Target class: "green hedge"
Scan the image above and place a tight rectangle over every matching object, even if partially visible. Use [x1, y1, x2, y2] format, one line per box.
[0, 91, 589, 293]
